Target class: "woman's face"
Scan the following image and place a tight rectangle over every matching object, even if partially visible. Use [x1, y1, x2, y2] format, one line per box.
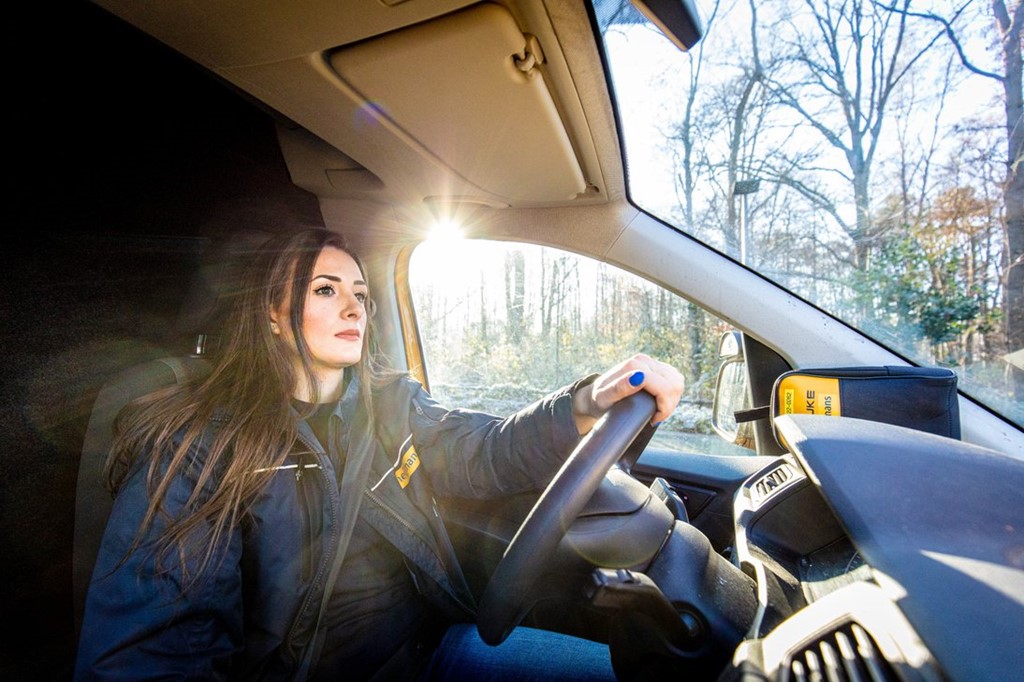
[271, 246, 369, 388]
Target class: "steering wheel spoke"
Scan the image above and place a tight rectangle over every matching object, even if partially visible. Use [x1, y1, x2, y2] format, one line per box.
[477, 391, 658, 645]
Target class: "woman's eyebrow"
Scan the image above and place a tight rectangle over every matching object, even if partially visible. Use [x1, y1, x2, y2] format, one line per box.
[311, 274, 367, 286]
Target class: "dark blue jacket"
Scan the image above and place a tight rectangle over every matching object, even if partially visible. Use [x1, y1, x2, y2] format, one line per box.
[75, 374, 586, 680]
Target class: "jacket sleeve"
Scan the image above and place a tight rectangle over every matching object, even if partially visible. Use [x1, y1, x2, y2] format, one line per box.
[406, 375, 597, 499]
[75, 450, 244, 681]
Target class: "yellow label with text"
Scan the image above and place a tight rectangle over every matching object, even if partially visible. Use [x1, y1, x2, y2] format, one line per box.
[394, 445, 420, 489]
[779, 376, 841, 417]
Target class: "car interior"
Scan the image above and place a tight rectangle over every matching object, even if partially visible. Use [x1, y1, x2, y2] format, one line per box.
[5, 0, 1023, 680]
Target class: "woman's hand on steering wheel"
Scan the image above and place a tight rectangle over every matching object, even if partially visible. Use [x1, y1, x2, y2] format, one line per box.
[572, 353, 685, 435]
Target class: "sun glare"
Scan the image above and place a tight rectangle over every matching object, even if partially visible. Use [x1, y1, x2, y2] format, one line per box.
[428, 218, 464, 243]
[412, 221, 506, 294]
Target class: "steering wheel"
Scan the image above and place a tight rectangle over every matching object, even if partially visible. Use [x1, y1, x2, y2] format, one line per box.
[476, 390, 657, 645]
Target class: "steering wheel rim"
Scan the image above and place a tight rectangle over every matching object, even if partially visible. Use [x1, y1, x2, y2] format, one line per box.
[476, 390, 658, 645]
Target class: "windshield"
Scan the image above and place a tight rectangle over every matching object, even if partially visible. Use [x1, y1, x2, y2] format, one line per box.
[591, 0, 1023, 428]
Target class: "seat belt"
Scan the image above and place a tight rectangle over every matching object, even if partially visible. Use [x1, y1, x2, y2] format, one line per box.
[292, 418, 377, 681]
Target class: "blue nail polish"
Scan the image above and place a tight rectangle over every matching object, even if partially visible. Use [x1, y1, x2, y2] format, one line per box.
[629, 371, 645, 387]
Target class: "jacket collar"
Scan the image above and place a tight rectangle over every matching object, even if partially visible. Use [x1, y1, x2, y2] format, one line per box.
[291, 368, 371, 463]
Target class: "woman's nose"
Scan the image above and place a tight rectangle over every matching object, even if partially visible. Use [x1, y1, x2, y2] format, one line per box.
[341, 292, 364, 318]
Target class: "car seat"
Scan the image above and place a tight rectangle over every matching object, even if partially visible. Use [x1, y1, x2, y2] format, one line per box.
[72, 353, 213, 639]
[70, 229, 274, 639]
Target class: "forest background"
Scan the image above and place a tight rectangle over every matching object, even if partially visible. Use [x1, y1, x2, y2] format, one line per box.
[410, 0, 1023, 448]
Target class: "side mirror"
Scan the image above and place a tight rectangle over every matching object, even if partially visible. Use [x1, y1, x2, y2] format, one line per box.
[712, 331, 755, 449]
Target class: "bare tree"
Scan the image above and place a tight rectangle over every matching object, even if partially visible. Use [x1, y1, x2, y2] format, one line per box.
[886, 57, 957, 226]
[663, 0, 725, 383]
[760, 0, 949, 274]
[504, 249, 524, 344]
[602, 0, 738, 385]
[879, 0, 1023, 394]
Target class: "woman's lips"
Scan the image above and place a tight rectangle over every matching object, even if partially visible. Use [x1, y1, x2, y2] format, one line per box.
[336, 330, 361, 341]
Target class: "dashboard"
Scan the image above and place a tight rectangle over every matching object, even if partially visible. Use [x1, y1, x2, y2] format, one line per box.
[725, 415, 1024, 681]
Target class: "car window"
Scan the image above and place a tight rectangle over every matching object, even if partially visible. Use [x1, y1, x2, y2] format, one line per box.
[409, 238, 753, 456]
[591, 0, 1023, 429]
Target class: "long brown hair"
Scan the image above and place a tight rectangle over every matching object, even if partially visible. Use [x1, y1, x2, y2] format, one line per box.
[106, 229, 382, 584]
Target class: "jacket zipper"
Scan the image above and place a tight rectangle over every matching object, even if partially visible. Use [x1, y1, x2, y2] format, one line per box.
[429, 496, 478, 611]
[412, 400, 440, 422]
[296, 457, 314, 582]
[284, 433, 338, 661]
[365, 487, 432, 548]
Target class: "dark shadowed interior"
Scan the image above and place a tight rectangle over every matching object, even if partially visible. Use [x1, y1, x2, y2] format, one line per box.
[3, 4, 322, 677]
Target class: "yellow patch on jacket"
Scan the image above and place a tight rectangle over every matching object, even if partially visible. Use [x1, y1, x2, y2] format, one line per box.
[394, 445, 420, 489]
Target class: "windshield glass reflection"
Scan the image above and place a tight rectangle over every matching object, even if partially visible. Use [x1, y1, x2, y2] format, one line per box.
[592, 0, 1023, 427]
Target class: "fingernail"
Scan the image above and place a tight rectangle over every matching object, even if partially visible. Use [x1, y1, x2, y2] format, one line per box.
[653, 420, 664, 427]
[629, 371, 645, 387]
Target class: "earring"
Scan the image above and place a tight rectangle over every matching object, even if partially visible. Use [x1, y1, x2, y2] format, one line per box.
[271, 322, 280, 334]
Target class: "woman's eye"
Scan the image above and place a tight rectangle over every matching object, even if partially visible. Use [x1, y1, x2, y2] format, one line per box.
[313, 284, 335, 296]
[355, 292, 368, 304]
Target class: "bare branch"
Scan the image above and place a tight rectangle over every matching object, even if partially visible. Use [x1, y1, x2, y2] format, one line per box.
[873, 0, 1004, 81]
[768, 170, 851, 232]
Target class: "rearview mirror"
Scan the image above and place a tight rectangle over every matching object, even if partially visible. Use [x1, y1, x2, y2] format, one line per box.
[631, 0, 704, 51]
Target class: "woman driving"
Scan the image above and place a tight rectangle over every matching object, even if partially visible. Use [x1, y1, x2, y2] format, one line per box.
[75, 228, 684, 681]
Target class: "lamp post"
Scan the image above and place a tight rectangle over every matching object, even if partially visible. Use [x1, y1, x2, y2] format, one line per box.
[733, 179, 760, 264]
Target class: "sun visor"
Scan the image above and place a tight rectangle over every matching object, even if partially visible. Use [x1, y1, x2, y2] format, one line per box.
[328, 3, 587, 204]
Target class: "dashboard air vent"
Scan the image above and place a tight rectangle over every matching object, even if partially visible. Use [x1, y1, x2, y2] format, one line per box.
[752, 463, 794, 505]
[784, 622, 898, 682]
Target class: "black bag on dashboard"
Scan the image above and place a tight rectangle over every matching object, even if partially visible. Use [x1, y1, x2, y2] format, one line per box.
[768, 366, 960, 448]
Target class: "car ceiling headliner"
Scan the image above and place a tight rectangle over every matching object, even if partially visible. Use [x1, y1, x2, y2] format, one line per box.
[90, 0, 631, 253]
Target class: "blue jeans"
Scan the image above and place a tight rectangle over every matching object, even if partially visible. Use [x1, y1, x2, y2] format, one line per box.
[424, 623, 618, 681]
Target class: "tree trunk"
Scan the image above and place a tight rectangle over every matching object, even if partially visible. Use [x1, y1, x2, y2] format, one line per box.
[504, 250, 524, 344]
[995, 0, 1024, 396]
